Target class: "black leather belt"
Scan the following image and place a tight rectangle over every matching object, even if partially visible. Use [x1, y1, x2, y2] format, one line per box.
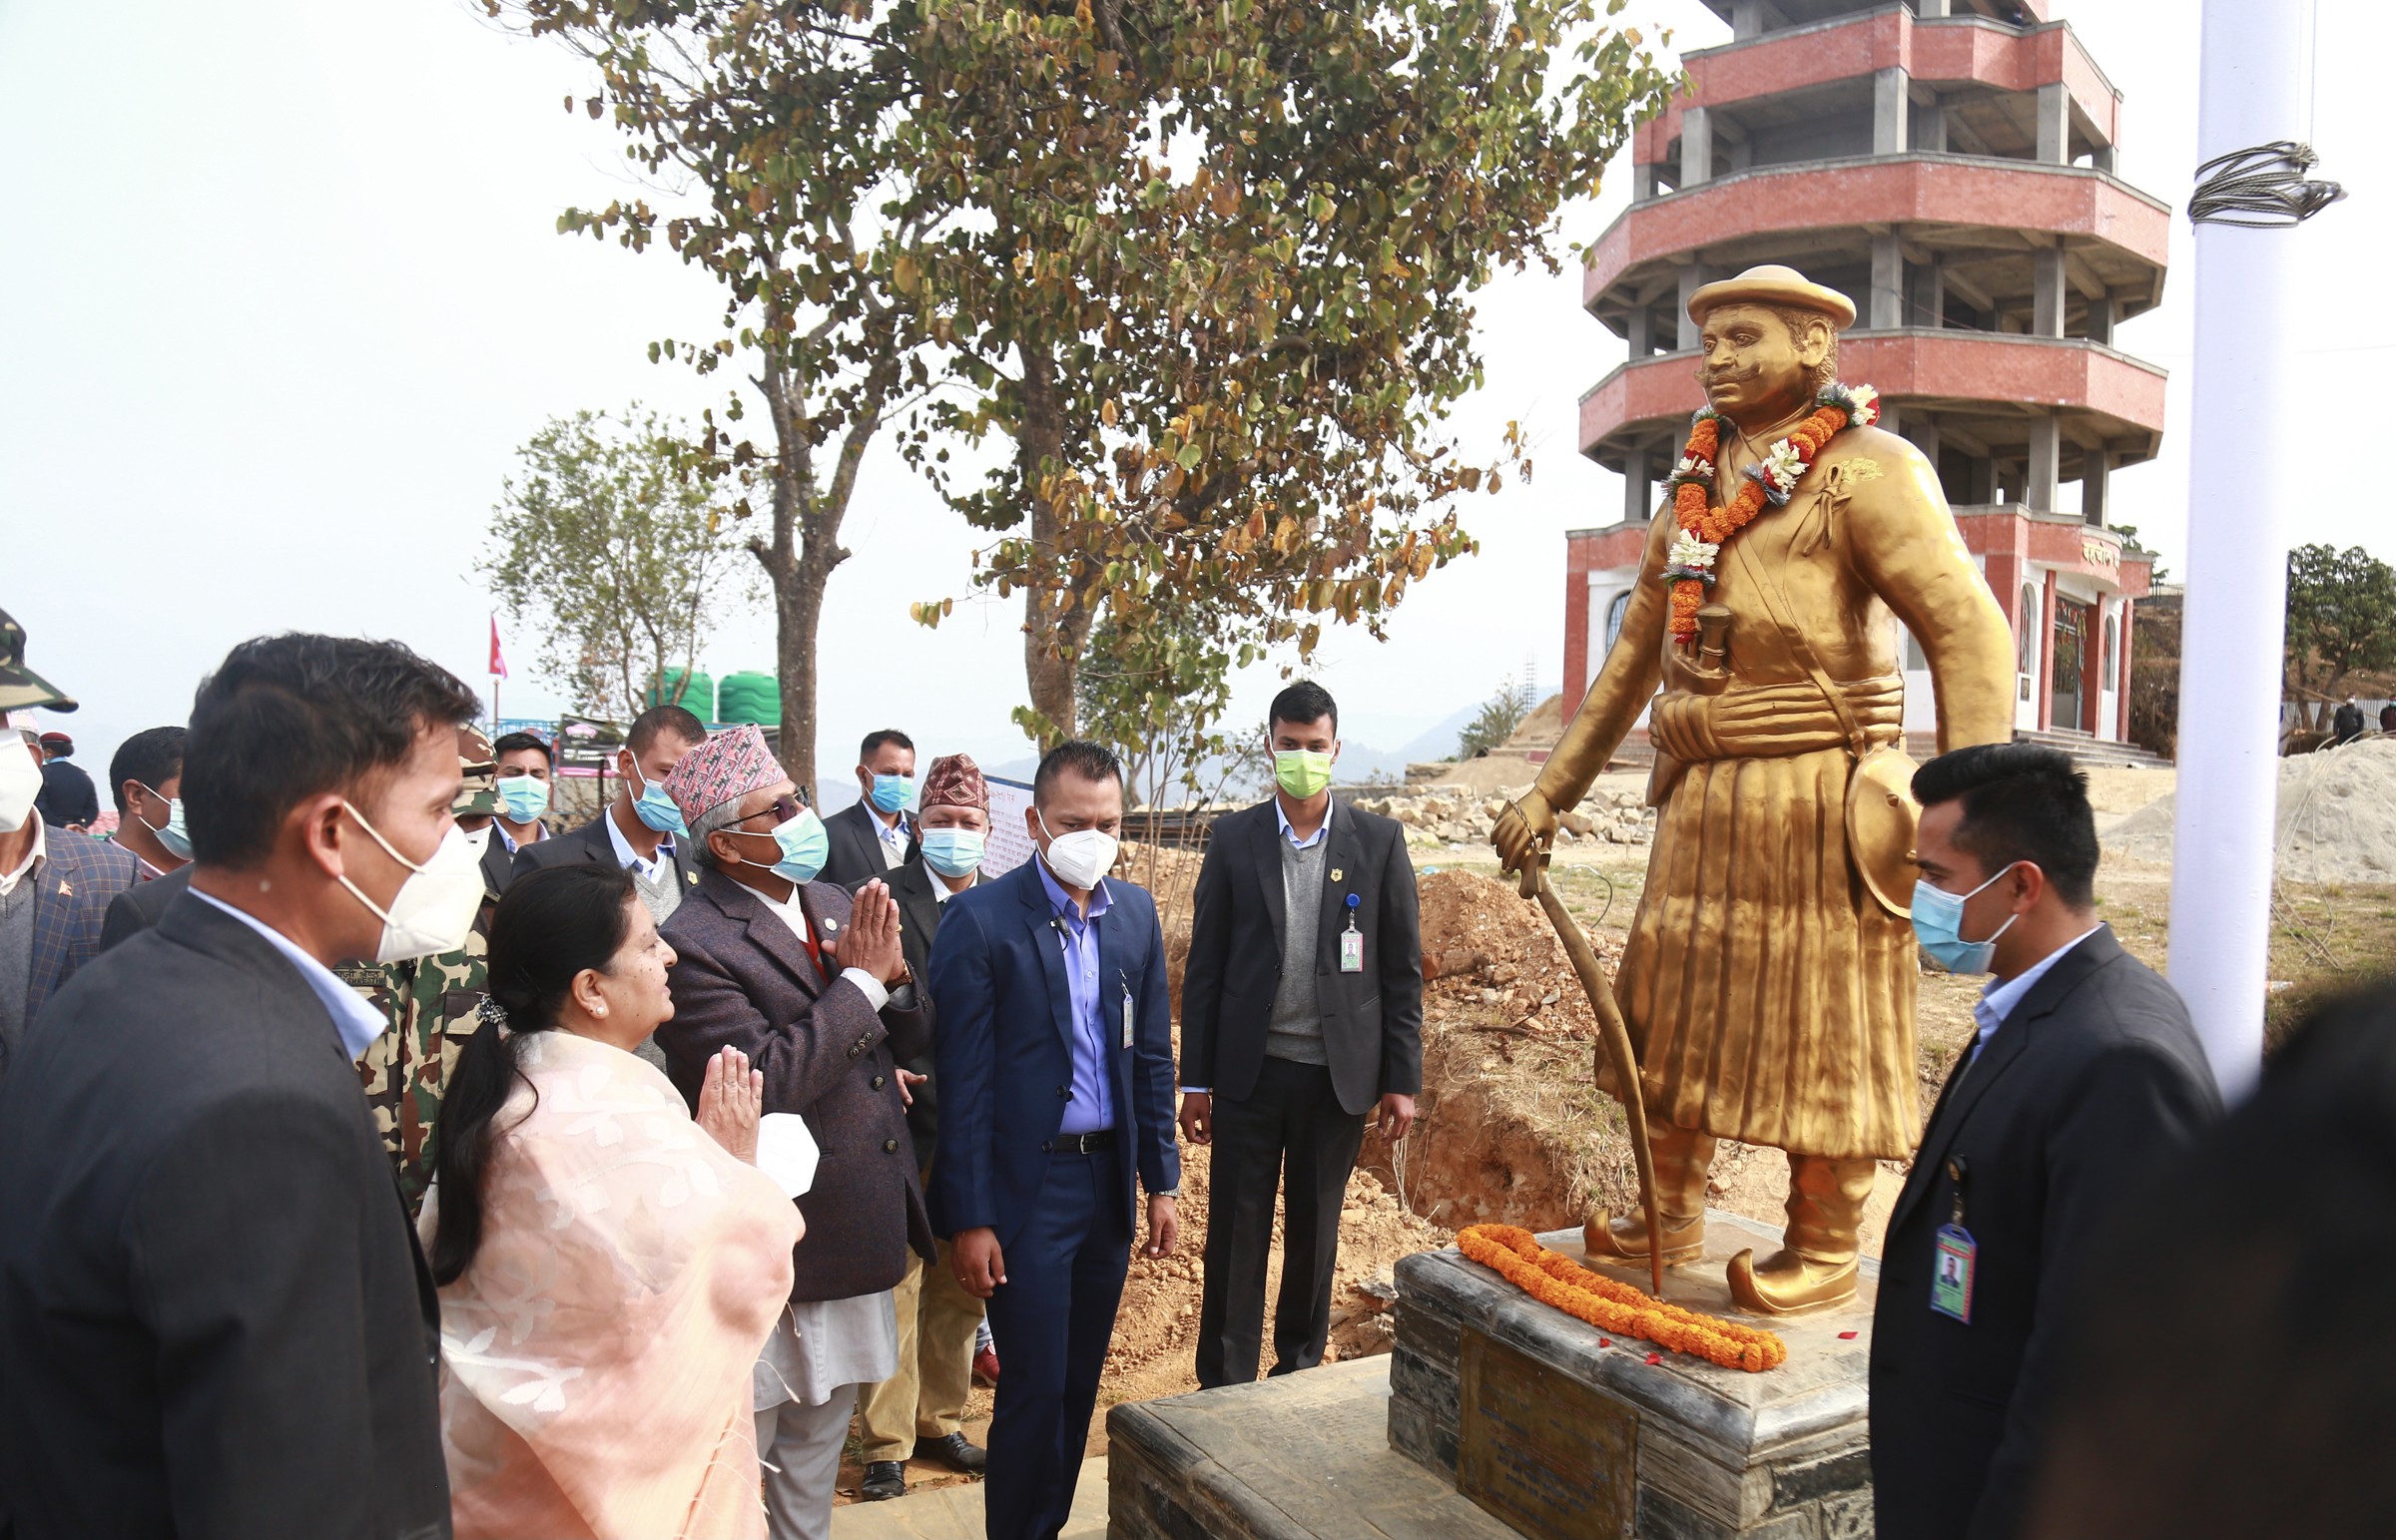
[1042, 1129, 1116, 1154]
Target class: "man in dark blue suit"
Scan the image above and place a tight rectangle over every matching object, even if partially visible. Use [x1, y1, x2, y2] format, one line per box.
[926, 741, 1179, 1540]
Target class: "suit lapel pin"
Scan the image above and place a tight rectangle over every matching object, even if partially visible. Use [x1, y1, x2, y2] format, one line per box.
[56, 877, 72, 897]
[822, 917, 838, 933]
[686, 870, 698, 885]
[1329, 868, 1343, 883]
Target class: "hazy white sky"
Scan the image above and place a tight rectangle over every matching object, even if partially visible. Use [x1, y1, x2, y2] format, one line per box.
[4, 0, 2386, 783]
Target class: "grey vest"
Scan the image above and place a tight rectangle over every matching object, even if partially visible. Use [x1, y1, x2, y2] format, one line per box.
[1263, 834, 1329, 1065]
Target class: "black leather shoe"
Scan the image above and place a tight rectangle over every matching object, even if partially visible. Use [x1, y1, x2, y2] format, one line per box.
[861, 1460, 907, 1500]
[924, 1431, 988, 1473]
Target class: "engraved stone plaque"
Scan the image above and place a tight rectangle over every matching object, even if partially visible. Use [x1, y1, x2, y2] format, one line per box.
[1457, 1325, 1637, 1540]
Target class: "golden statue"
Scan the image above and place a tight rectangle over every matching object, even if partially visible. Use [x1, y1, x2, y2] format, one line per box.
[1496, 264, 2015, 1314]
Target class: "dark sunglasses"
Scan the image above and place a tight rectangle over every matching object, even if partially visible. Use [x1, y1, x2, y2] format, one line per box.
[735, 794, 808, 828]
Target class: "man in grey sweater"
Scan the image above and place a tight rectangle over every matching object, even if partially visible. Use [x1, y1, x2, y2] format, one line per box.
[1178, 682, 1424, 1388]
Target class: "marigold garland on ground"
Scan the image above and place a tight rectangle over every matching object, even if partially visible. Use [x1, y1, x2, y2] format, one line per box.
[1456, 1224, 1788, 1373]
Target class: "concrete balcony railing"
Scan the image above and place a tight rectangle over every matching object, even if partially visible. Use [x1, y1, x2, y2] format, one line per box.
[1630, 5, 2123, 168]
[1577, 329, 2168, 464]
[1582, 154, 2169, 316]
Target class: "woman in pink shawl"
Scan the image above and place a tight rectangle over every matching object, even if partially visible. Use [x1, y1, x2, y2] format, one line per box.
[422, 863, 802, 1539]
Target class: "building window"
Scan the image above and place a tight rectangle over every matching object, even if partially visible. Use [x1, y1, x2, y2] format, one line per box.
[2101, 615, 2119, 687]
[1603, 590, 1632, 652]
[2017, 583, 2042, 674]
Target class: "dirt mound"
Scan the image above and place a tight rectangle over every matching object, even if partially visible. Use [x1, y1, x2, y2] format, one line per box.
[1417, 868, 1616, 1040]
[2102, 738, 2396, 882]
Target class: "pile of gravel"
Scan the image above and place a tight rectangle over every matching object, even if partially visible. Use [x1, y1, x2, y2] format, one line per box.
[2101, 738, 2396, 883]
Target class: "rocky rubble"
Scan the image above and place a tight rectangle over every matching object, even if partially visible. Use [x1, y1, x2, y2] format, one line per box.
[1350, 783, 1655, 849]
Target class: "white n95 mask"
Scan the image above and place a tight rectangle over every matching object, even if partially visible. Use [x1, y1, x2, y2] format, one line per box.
[0, 738, 41, 834]
[338, 802, 485, 963]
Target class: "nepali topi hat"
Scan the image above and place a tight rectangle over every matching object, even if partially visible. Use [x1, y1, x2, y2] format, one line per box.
[1686, 263, 1857, 330]
[920, 753, 989, 813]
[0, 608, 76, 715]
[663, 723, 782, 828]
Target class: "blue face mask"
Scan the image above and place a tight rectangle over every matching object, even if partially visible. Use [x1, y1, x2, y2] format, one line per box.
[496, 774, 550, 823]
[869, 772, 914, 815]
[628, 759, 688, 836]
[139, 785, 192, 861]
[919, 826, 985, 879]
[1910, 864, 2022, 975]
[730, 806, 830, 885]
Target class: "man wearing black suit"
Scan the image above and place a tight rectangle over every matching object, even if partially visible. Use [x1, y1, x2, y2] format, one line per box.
[510, 703, 705, 904]
[1870, 743, 2221, 1540]
[1179, 681, 1423, 1388]
[0, 633, 478, 1540]
[822, 728, 917, 887]
[928, 741, 1180, 1540]
[855, 753, 994, 1499]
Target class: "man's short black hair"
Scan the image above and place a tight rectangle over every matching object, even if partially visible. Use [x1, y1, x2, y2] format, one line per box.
[1033, 740, 1124, 805]
[1269, 681, 1339, 737]
[626, 704, 707, 756]
[108, 726, 187, 812]
[861, 729, 914, 763]
[184, 635, 481, 867]
[1912, 742, 2099, 909]
[491, 731, 554, 764]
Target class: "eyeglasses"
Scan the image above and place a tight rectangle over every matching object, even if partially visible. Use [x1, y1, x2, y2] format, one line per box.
[736, 794, 807, 827]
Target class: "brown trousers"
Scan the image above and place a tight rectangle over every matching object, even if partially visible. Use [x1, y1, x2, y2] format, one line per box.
[857, 1235, 985, 1461]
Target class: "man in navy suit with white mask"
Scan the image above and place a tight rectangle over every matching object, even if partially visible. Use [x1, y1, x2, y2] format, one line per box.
[925, 740, 1179, 1540]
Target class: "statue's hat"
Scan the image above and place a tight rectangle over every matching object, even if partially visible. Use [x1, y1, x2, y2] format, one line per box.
[1687, 264, 1857, 330]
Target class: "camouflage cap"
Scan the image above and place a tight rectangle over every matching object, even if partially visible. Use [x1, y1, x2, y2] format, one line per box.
[0, 608, 76, 714]
[453, 724, 500, 817]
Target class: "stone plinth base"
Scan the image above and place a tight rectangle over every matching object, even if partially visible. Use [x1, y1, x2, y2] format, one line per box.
[1389, 1212, 1878, 1540]
[1107, 1356, 1523, 1540]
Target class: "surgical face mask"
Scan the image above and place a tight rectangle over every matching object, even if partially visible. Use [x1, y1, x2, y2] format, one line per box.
[496, 774, 550, 824]
[919, 826, 985, 879]
[869, 772, 914, 815]
[1273, 749, 1334, 800]
[0, 739, 39, 834]
[728, 805, 830, 885]
[1910, 863, 2023, 975]
[627, 757, 688, 836]
[137, 784, 193, 860]
[338, 802, 486, 964]
[1035, 808, 1119, 890]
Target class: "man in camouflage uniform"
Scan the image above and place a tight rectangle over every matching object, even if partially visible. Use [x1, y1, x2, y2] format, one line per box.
[345, 724, 500, 1212]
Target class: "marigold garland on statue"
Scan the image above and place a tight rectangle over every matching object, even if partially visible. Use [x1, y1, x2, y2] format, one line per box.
[1456, 1224, 1788, 1372]
[1662, 383, 1879, 641]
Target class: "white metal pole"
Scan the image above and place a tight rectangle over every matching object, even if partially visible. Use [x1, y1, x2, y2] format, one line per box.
[2166, 0, 2311, 1103]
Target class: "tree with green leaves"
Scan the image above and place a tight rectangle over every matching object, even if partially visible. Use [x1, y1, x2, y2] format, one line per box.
[480, 407, 752, 726]
[493, 0, 933, 789]
[1456, 675, 1534, 760]
[2284, 543, 2396, 730]
[898, 0, 1676, 745]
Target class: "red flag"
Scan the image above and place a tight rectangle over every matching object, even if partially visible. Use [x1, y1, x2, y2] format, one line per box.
[488, 616, 509, 680]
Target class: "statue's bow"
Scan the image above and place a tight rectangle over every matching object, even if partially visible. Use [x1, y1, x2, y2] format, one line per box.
[1525, 845, 1664, 1299]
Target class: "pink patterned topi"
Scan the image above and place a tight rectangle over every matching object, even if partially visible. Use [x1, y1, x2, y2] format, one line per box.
[662, 724, 783, 826]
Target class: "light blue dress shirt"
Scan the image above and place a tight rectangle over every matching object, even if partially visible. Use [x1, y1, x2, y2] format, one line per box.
[1036, 858, 1117, 1135]
[1273, 794, 1331, 849]
[190, 888, 388, 1061]
[1968, 925, 2104, 1065]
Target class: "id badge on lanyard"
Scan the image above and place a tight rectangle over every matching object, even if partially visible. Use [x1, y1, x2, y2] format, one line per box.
[1930, 1156, 1977, 1324]
[1339, 892, 1364, 973]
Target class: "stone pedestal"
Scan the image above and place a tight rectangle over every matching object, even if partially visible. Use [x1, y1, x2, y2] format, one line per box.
[1388, 1211, 1878, 1540]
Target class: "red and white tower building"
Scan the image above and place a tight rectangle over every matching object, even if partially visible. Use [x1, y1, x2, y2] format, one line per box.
[1563, 0, 2162, 748]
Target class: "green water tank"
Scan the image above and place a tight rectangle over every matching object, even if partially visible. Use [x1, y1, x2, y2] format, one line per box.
[717, 670, 781, 727]
[647, 668, 716, 721]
